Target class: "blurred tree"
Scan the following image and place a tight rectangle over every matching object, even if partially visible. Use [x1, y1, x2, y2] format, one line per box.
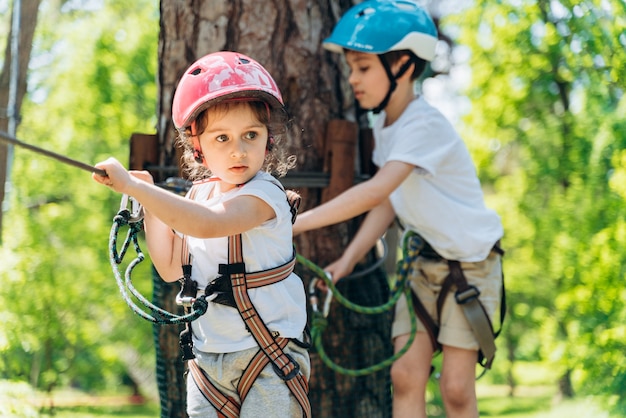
[0, 0, 159, 401]
[444, 0, 626, 413]
[0, 0, 41, 241]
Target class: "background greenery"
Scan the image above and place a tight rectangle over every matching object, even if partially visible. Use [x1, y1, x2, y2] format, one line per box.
[1, 0, 624, 416]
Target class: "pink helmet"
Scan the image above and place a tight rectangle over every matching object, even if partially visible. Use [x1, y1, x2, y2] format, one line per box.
[172, 51, 284, 129]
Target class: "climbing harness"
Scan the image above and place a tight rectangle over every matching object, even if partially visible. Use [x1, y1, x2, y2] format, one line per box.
[179, 180, 311, 418]
[109, 178, 310, 416]
[402, 231, 506, 375]
[297, 230, 505, 378]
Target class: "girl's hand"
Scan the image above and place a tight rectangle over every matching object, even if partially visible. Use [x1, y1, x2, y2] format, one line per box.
[92, 157, 133, 194]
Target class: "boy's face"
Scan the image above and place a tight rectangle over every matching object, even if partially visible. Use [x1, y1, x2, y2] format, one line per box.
[345, 50, 390, 110]
[197, 102, 269, 191]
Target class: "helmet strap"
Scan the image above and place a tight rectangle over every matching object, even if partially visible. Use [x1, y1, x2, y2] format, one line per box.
[190, 121, 206, 166]
[372, 54, 416, 114]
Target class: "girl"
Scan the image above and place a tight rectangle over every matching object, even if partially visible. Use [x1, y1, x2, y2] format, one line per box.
[293, 2, 503, 417]
[94, 51, 310, 418]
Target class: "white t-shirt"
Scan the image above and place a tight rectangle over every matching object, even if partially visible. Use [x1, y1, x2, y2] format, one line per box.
[372, 96, 503, 262]
[181, 171, 306, 353]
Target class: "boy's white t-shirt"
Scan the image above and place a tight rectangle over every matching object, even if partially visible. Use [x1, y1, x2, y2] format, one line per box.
[372, 96, 503, 262]
[181, 171, 306, 353]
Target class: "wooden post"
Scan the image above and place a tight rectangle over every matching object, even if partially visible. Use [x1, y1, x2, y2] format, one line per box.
[322, 119, 358, 202]
[129, 132, 158, 174]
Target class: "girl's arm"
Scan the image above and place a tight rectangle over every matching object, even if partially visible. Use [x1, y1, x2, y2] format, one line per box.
[93, 158, 276, 281]
[143, 211, 184, 282]
[293, 160, 413, 235]
[93, 158, 274, 239]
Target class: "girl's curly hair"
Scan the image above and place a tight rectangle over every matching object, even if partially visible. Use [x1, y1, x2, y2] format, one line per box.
[176, 100, 297, 181]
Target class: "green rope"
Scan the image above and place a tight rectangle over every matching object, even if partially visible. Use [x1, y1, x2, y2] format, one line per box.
[109, 207, 208, 325]
[296, 235, 422, 376]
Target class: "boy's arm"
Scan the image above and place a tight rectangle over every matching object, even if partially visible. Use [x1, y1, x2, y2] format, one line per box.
[326, 199, 396, 282]
[294, 160, 413, 235]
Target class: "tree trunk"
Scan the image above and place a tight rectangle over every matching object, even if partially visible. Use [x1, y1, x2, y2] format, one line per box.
[0, 0, 42, 242]
[156, 1, 392, 416]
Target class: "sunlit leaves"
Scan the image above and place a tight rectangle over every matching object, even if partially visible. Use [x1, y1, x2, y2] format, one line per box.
[445, 0, 626, 413]
[0, 0, 158, 393]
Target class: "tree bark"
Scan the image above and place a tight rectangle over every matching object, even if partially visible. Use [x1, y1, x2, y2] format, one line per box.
[156, 1, 391, 416]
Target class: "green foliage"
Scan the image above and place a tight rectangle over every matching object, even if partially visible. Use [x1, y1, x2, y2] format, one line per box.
[0, 0, 158, 395]
[444, 0, 626, 414]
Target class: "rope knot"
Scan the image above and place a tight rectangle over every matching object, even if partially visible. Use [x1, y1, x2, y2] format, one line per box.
[192, 296, 209, 316]
[113, 209, 131, 226]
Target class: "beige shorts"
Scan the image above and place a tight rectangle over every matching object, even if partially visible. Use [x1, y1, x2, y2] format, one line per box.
[392, 250, 503, 351]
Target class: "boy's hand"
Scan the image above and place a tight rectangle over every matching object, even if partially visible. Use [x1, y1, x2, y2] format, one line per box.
[317, 257, 356, 291]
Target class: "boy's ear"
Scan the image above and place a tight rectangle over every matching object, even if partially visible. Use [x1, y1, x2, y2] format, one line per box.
[394, 55, 414, 79]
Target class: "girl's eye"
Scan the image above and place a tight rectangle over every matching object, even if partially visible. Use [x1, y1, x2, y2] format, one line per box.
[216, 134, 229, 142]
[244, 131, 258, 140]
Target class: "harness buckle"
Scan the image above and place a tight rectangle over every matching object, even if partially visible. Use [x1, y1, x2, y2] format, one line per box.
[179, 328, 195, 360]
[205, 275, 237, 308]
[455, 285, 481, 305]
[272, 353, 300, 381]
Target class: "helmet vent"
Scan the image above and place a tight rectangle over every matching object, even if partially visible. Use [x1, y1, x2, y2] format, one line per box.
[190, 67, 202, 76]
[357, 7, 375, 17]
[239, 58, 250, 64]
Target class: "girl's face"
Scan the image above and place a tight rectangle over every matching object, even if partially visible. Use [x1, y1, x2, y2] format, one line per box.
[198, 102, 269, 191]
[345, 50, 390, 110]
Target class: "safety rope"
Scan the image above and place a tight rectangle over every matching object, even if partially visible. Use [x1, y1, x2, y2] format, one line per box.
[296, 235, 422, 376]
[109, 195, 208, 325]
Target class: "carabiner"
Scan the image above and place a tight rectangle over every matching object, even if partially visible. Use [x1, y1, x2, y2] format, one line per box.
[308, 273, 333, 318]
[119, 194, 144, 223]
[175, 290, 196, 308]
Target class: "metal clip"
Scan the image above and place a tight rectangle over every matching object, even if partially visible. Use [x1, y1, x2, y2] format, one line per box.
[119, 194, 144, 223]
[175, 291, 196, 308]
[309, 273, 333, 318]
[455, 285, 481, 305]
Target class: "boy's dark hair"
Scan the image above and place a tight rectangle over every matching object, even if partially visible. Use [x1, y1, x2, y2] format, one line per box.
[382, 50, 427, 81]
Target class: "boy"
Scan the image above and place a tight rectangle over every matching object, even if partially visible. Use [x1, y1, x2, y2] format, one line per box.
[293, 2, 503, 417]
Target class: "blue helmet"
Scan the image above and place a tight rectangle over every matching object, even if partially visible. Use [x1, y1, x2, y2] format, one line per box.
[323, 0, 438, 61]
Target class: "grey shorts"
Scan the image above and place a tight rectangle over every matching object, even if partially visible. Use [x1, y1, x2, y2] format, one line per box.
[392, 250, 503, 351]
[186, 342, 310, 418]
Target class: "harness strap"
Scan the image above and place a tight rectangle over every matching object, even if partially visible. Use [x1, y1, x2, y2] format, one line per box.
[227, 233, 311, 417]
[447, 260, 497, 369]
[410, 291, 440, 353]
[235, 252, 296, 288]
[189, 360, 240, 418]
[189, 337, 299, 418]
[406, 233, 504, 371]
